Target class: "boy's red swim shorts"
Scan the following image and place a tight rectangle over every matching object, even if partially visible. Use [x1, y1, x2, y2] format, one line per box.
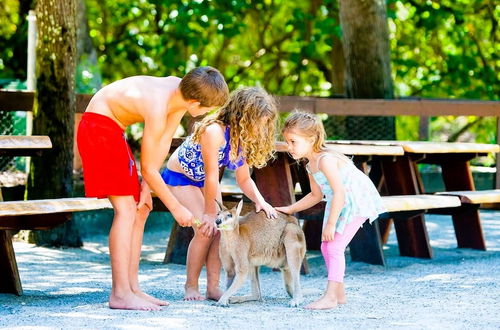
[77, 112, 140, 202]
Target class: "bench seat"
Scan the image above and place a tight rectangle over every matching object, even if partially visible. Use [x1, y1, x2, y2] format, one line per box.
[382, 195, 461, 213]
[0, 197, 112, 218]
[0, 197, 114, 295]
[435, 189, 500, 204]
[299, 194, 463, 267]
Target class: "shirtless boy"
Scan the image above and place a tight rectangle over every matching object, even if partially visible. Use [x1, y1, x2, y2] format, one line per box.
[76, 66, 229, 311]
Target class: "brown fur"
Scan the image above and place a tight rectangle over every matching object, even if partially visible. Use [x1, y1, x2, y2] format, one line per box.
[215, 200, 306, 307]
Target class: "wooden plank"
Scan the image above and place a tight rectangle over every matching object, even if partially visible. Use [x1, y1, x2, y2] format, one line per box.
[0, 197, 112, 217]
[277, 96, 500, 117]
[0, 135, 52, 149]
[252, 153, 296, 206]
[382, 195, 461, 212]
[275, 141, 404, 156]
[0, 213, 71, 230]
[0, 90, 34, 111]
[436, 189, 500, 204]
[326, 140, 500, 154]
[2, 90, 498, 117]
[401, 141, 500, 154]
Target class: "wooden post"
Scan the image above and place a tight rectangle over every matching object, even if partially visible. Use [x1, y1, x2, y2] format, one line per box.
[380, 156, 433, 258]
[440, 160, 486, 250]
[0, 231, 23, 295]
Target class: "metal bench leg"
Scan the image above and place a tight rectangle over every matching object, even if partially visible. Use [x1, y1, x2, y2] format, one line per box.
[0, 230, 23, 295]
[349, 219, 385, 266]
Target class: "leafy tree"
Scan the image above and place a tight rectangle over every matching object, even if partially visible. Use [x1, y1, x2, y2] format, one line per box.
[28, 0, 80, 247]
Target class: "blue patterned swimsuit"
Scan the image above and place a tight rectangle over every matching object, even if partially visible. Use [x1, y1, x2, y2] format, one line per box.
[308, 153, 386, 234]
[161, 125, 244, 187]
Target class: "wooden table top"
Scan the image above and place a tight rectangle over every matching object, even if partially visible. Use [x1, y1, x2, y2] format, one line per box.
[275, 141, 404, 156]
[326, 140, 500, 154]
[0, 135, 52, 150]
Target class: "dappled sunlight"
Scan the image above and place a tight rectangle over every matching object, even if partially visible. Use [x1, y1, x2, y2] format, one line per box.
[50, 287, 103, 295]
[47, 312, 110, 320]
[115, 318, 189, 329]
[413, 273, 455, 282]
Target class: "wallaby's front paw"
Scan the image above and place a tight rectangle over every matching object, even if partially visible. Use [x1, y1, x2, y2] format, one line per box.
[289, 297, 303, 307]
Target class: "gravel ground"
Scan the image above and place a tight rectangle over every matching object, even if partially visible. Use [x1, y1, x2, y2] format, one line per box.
[1, 210, 499, 330]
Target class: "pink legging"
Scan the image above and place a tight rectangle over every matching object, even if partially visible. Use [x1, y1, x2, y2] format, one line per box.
[320, 216, 367, 282]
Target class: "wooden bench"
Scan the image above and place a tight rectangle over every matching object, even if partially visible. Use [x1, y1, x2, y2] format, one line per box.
[0, 197, 113, 295]
[431, 189, 500, 250]
[299, 194, 462, 266]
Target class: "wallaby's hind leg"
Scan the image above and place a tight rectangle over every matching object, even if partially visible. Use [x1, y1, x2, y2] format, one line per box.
[229, 266, 262, 304]
[284, 226, 306, 307]
[281, 267, 293, 298]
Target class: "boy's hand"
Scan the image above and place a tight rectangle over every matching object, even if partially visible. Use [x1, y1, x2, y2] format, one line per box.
[275, 206, 293, 215]
[137, 189, 153, 211]
[322, 223, 336, 242]
[171, 205, 194, 227]
[199, 213, 217, 237]
[256, 202, 277, 219]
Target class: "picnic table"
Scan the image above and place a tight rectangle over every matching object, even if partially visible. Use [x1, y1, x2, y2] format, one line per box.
[0, 135, 114, 295]
[290, 140, 500, 264]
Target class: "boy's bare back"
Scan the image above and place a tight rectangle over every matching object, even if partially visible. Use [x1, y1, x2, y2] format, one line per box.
[85, 76, 181, 129]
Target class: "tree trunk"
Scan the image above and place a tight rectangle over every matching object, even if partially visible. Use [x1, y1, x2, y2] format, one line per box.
[339, 0, 395, 140]
[28, 0, 81, 247]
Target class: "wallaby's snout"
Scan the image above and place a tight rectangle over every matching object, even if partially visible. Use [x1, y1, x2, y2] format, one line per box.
[215, 200, 243, 231]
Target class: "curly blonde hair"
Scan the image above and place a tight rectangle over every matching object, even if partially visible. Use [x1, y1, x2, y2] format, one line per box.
[191, 87, 277, 168]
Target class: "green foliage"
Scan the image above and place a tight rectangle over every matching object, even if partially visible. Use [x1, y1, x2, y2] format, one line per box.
[0, 0, 497, 152]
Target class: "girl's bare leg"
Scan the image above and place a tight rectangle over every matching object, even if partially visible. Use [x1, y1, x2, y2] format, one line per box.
[169, 185, 211, 301]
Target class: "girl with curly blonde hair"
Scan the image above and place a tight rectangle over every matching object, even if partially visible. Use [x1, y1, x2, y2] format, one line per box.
[161, 86, 278, 301]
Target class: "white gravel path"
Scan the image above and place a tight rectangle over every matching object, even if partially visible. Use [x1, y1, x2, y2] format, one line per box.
[1, 210, 499, 329]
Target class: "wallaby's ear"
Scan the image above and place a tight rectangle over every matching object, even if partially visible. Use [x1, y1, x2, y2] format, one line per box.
[235, 199, 243, 218]
[215, 199, 226, 211]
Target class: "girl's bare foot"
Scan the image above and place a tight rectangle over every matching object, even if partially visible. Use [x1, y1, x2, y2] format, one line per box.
[206, 287, 224, 301]
[109, 292, 161, 311]
[304, 296, 338, 310]
[134, 290, 170, 306]
[184, 286, 206, 301]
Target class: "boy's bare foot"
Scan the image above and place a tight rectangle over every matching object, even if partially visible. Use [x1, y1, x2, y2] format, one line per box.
[134, 290, 170, 306]
[109, 292, 161, 311]
[304, 296, 338, 310]
[184, 286, 205, 301]
[206, 288, 224, 301]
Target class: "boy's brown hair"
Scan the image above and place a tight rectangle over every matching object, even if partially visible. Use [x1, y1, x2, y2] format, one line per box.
[180, 66, 229, 107]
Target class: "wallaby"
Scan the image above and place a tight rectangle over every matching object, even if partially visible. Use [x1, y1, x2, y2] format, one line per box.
[215, 199, 306, 307]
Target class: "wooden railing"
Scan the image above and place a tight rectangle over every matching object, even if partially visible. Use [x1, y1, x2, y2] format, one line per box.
[1, 90, 499, 187]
